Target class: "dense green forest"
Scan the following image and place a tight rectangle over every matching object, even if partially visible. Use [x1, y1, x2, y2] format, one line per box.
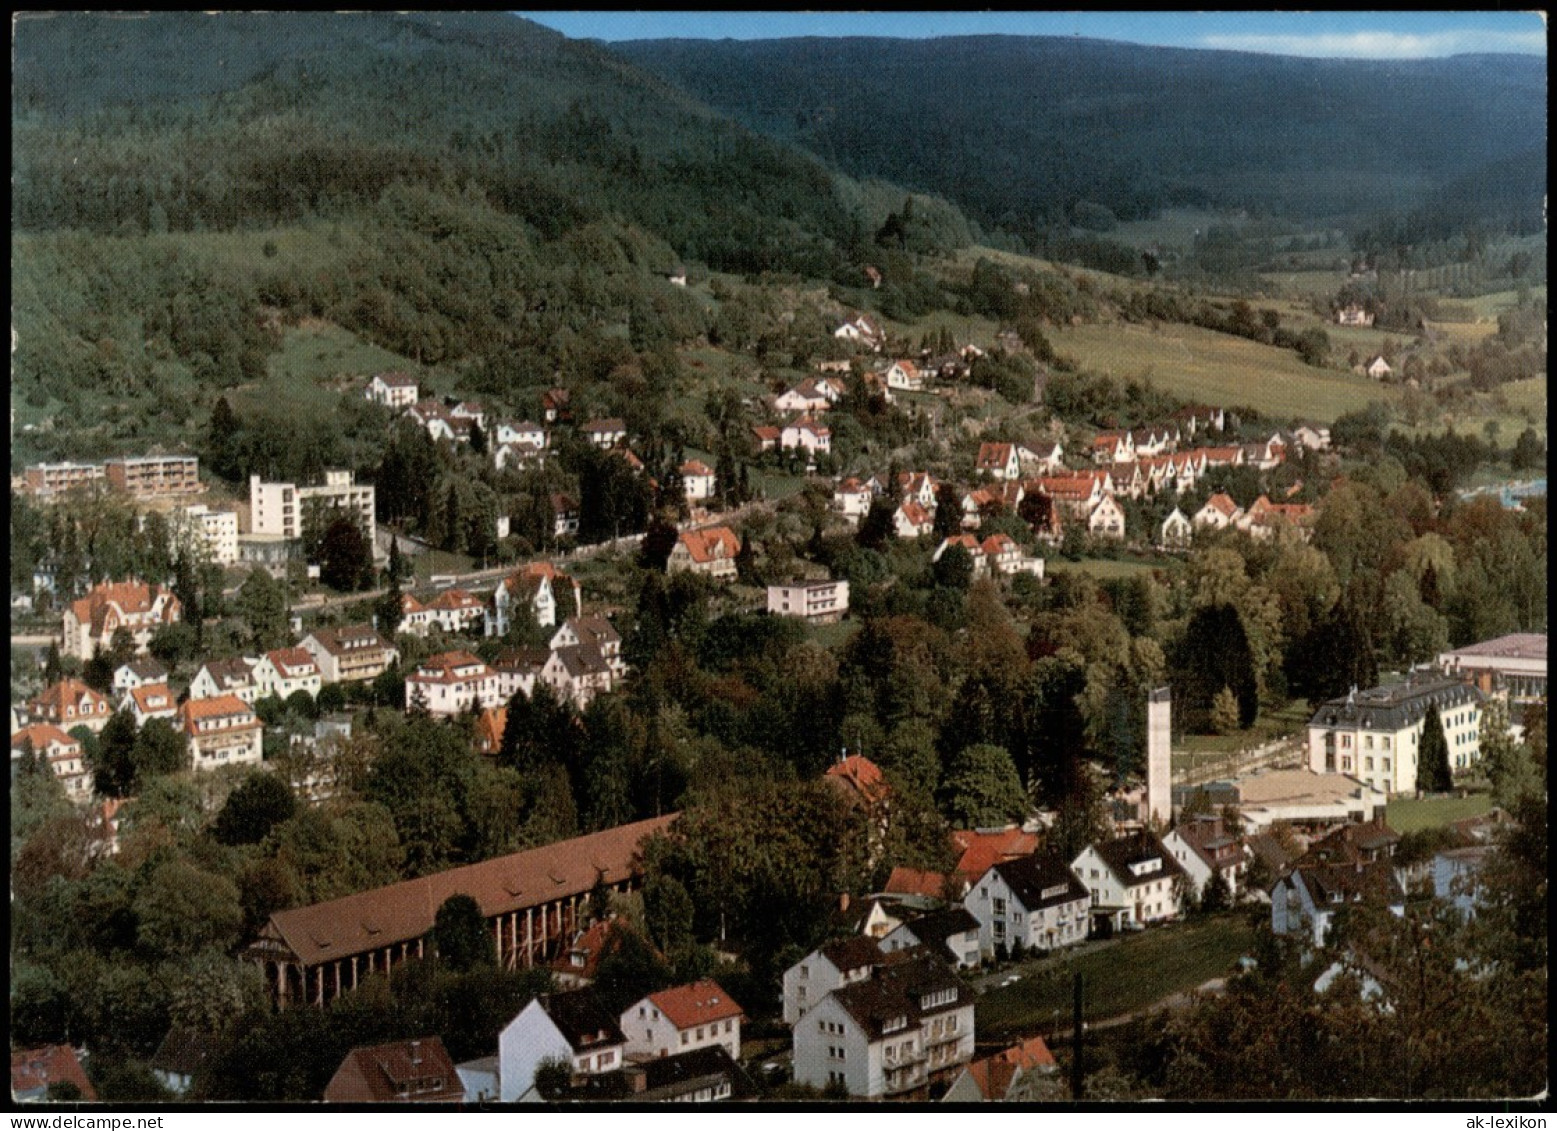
[615, 36, 1546, 243]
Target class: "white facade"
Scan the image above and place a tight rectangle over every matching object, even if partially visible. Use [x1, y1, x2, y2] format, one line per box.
[619, 989, 742, 1063]
[251, 650, 322, 701]
[405, 653, 502, 716]
[249, 471, 376, 542]
[963, 864, 1089, 958]
[767, 579, 849, 623]
[497, 1000, 624, 1103]
[171, 504, 240, 565]
[1071, 839, 1183, 929]
[781, 942, 879, 1026]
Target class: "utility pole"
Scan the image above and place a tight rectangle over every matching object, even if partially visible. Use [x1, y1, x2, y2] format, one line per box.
[1070, 971, 1084, 1099]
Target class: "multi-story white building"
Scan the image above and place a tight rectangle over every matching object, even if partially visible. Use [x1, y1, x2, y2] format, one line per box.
[680, 460, 717, 503]
[791, 950, 975, 1099]
[178, 694, 264, 772]
[10, 723, 94, 801]
[964, 854, 1090, 958]
[498, 991, 626, 1102]
[1071, 831, 1186, 932]
[1306, 675, 1484, 794]
[299, 625, 399, 684]
[365, 371, 420, 409]
[880, 909, 983, 970]
[249, 471, 376, 542]
[782, 936, 885, 1026]
[767, 579, 849, 623]
[170, 504, 240, 565]
[1162, 814, 1250, 901]
[251, 647, 323, 701]
[188, 658, 258, 704]
[619, 981, 744, 1063]
[61, 580, 183, 660]
[404, 651, 501, 716]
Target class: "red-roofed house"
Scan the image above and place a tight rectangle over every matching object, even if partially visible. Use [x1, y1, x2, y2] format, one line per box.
[933, 534, 991, 579]
[750, 425, 782, 453]
[885, 360, 924, 392]
[178, 694, 263, 771]
[621, 981, 745, 1062]
[550, 918, 649, 990]
[121, 682, 178, 728]
[668, 527, 740, 581]
[11, 723, 93, 801]
[976, 442, 1020, 481]
[11, 1045, 98, 1103]
[882, 866, 952, 902]
[252, 647, 323, 701]
[299, 624, 399, 684]
[28, 678, 113, 736]
[475, 705, 507, 757]
[781, 416, 831, 456]
[893, 499, 935, 540]
[365, 372, 420, 409]
[405, 651, 501, 716]
[1091, 430, 1135, 465]
[951, 827, 1039, 890]
[1194, 492, 1243, 530]
[488, 562, 580, 635]
[825, 754, 891, 809]
[681, 459, 717, 503]
[942, 1035, 1057, 1102]
[323, 1037, 464, 1104]
[62, 579, 182, 660]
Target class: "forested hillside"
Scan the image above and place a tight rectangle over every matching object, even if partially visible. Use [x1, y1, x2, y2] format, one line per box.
[615, 36, 1547, 241]
[11, 11, 977, 462]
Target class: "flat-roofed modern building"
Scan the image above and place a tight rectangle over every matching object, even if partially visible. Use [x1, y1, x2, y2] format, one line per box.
[767, 578, 849, 623]
[105, 454, 201, 498]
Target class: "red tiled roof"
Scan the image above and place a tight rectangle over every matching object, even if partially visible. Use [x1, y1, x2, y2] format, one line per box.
[255, 815, 678, 968]
[646, 980, 745, 1031]
[11, 1045, 98, 1102]
[266, 647, 318, 676]
[128, 683, 176, 713]
[323, 1038, 463, 1104]
[952, 827, 1039, 882]
[69, 580, 180, 634]
[964, 1035, 1057, 1099]
[882, 866, 948, 900]
[10, 723, 79, 754]
[32, 678, 111, 717]
[677, 526, 740, 565]
[179, 694, 259, 734]
[825, 754, 890, 806]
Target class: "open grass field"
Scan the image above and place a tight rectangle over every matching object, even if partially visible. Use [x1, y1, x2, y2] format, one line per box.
[1045, 557, 1177, 582]
[1173, 699, 1311, 766]
[148, 223, 364, 276]
[246, 321, 427, 415]
[976, 913, 1256, 1039]
[1049, 320, 1400, 422]
[1386, 792, 1494, 833]
[808, 618, 861, 652]
[1108, 208, 1255, 252]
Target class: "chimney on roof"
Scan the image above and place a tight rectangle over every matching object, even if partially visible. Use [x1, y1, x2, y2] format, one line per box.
[409, 1040, 422, 1065]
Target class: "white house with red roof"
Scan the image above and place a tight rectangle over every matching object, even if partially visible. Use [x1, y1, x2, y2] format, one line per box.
[781, 416, 831, 456]
[775, 376, 840, 414]
[61, 579, 182, 660]
[933, 534, 992, 580]
[1090, 430, 1135, 465]
[620, 980, 745, 1062]
[833, 314, 884, 351]
[178, 694, 263, 771]
[941, 1036, 1058, 1103]
[667, 526, 740, 581]
[299, 624, 399, 684]
[121, 682, 178, 728]
[1194, 492, 1243, 530]
[832, 478, 875, 524]
[405, 651, 501, 716]
[975, 442, 1021, 481]
[680, 459, 717, 503]
[28, 678, 114, 736]
[11, 723, 94, 800]
[401, 589, 486, 637]
[893, 499, 935, 540]
[487, 562, 580, 635]
[885, 359, 925, 392]
[251, 647, 322, 701]
[113, 658, 169, 696]
[1087, 495, 1127, 540]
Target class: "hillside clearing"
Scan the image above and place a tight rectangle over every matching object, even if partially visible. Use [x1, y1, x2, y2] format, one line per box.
[1049, 320, 1401, 422]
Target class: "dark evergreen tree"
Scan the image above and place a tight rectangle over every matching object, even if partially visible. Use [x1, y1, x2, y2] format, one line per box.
[430, 893, 495, 970]
[1417, 705, 1453, 794]
[213, 771, 297, 846]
